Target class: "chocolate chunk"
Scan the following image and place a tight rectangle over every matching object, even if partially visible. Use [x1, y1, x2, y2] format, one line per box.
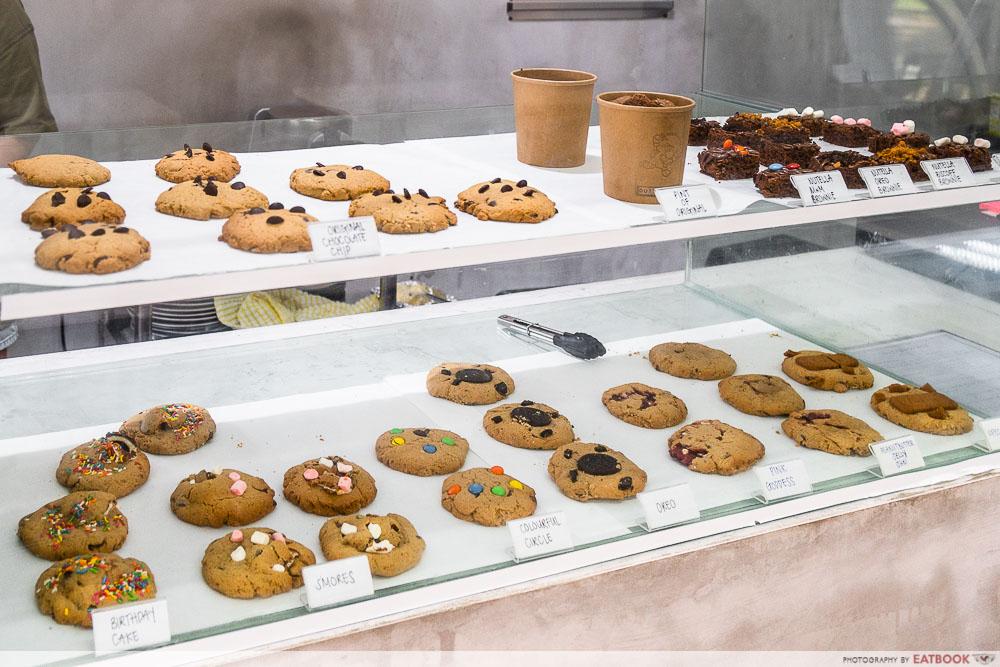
[523, 189, 535, 197]
[231, 182, 245, 190]
[58, 224, 75, 232]
[289, 206, 305, 213]
[539, 429, 553, 438]
[50, 192, 65, 206]
[520, 400, 534, 406]
[576, 453, 621, 476]
[413, 429, 430, 437]
[202, 142, 213, 152]
[316, 162, 325, 167]
[203, 182, 218, 197]
[76, 194, 92, 207]
[312, 169, 325, 176]
[113, 227, 130, 234]
[516, 179, 527, 187]
[385, 189, 395, 194]
[418, 189, 429, 198]
[184, 145, 193, 158]
[568, 470, 578, 483]
[248, 207, 265, 214]
[491, 178, 501, 184]
[594, 445, 608, 452]
[90, 228, 106, 236]
[194, 175, 203, 185]
[440, 369, 451, 375]
[92, 256, 110, 268]
[40, 229, 57, 238]
[618, 476, 633, 491]
[352, 165, 364, 170]
[403, 188, 411, 199]
[492, 415, 503, 424]
[500, 184, 513, 193]
[372, 189, 384, 196]
[488, 201, 497, 207]
[266, 216, 284, 225]
[455, 368, 492, 383]
[495, 381, 508, 395]
[391, 195, 403, 203]
[563, 449, 573, 459]
[96, 191, 111, 200]
[478, 184, 490, 194]
[451, 379, 462, 386]
[511, 407, 551, 427]
[551, 412, 559, 418]
[336, 171, 347, 179]
[269, 202, 283, 210]
[81, 187, 93, 194]
[205, 153, 215, 161]
[67, 227, 85, 239]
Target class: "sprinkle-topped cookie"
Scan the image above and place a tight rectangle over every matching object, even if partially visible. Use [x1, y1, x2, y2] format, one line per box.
[18, 491, 128, 559]
[120, 403, 216, 455]
[35, 553, 156, 627]
[56, 434, 150, 497]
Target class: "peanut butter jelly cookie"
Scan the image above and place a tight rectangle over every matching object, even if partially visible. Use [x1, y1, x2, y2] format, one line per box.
[201, 528, 315, 599]
[548, 442, 646, 501]
[10, 154, 110, 188]
[648, 342, 736, 380]
[35, 222, 150, 274]
[170, 469, 276, 527]
[781, 349, 874, 393]
[319, 513, 425, 577]
[668, 419, 765, 475]
[441, 466, 536, 527]
[219, 202, 316, 253]
[21, 187, 125, 231]
[455, 178, 556, 223]
[718, 374, 805, 417]
[426, 362, 515, 405]
[781, 410, 881, 456]
[56, 434, 150, 498]
[18, 491, 128, 560]
[348, 187, 457, 234]
[155, 176, 268, 220]
[870, 383, 973, 435]
[119, 403, 216, 455]
[601, 382, 687, 429]
[483, 400, 575, 450]
[35, 553, 155, 627]
[375, 427, 469, 476]
[155, 143, 240, 183]
[289, 163, 389, 200]
[283, 456, 377, 516]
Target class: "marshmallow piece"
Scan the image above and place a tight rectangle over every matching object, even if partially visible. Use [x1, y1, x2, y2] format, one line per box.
[891, 122, 908, 136]
[230, 529, 243, 542]
[189, 479, 196, 484]
[845, 118, 857, 126]
[952, 134, 968, 145]
[366, 540, 395, 554]
[857, 118, 871, 126]
[229, 479, 247, 496]
[212, 465, 223, 475]
[230, 546, 246, 562]
[778, 107, 798, 117]
[903, 119, 916, 133]
[367, 523, 382, 540]
[813, 109, 825, 119]
[250, 530, 270, 545]
[803, 106, 814, 115]
[228, 471, 241, 482]
[272, 564, 285, 573]
[934, 137, 951, 147]
[338, 476, 353, 493]
[302, 468, 319, 480]
[336, 461, 353, 474]
[974, 138, 991, 148]
[340, 522, 358, 536]
[272, 532, 286, 543]
[318, 457, 334, 468]
[831, 114, 844, 124]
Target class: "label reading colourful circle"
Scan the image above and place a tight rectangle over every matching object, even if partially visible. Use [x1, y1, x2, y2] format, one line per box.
[422, 444, 437, 454]
[390, 428, 403, 434]
[441, 437, 455, 446]
[391, 437, 405, 446]
[468, 483, 484, 496]
[490, 485, 506, 496]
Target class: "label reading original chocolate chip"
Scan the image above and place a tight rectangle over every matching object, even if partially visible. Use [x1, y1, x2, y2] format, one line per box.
[308, 216, 381, 261]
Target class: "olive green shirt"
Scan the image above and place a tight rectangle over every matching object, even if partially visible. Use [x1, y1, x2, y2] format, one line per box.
[0, 0, 57, 134]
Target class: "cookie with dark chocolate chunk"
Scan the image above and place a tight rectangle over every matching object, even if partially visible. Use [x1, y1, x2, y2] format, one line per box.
[426, 362, 515, 405]
[483, 400, 574, 450]
[35, 222, 150, 274]
[548, 442, 646, 501]
[454, 178, 556, 223]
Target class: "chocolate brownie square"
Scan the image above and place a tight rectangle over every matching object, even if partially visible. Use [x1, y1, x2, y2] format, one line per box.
[874, 145, 931, 182]
[760, 140, 821, 167]
[779, 113, 825, 136]
[927, 144, 992, 172]
[753, 167, 815, 198]
[822, 122, 879, 147]
[867, 132, 931, 154]
[723, 113, 767, 132]
[698, 146, 760, 180]
[689, 118, 722, 146]
[809, 150, 878, 189]
[707, 127, 762, 151]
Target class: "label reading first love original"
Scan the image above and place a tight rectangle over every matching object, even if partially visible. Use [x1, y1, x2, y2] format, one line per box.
[992, 153, 1000, 172]
[869, 435, 926, 475]
[301, 555, 375, 610]
[920, 157, 976, 190]
[654, 185, 718, 222]
[507, 511, 573, 560]
[308, 216, 381, 261]
[637, 483, 700, 530]
[91, 599, 170, 655]
[753, 459, 813, 501]
[977, 417, 1000, 451]
[858, 164, 918, 198]
[790, 170, 852, 206]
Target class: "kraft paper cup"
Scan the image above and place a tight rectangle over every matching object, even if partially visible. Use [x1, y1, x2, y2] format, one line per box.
[596, 91, 696, 203]
[511, 68, 597, 168]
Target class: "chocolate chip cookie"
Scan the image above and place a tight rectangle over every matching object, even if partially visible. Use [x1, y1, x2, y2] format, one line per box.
[155, 176, 268, 220]
[548, 442, 646, 501]
[219, 203, 316, 253]
[36, 553, 156, 627]
[668, 419, 765, 475]
[35, 222, 150, 274]
[289, 163, 389, 200]
[119, 403, 216, 455]
[18, 491, 128, 560]
[425, 363, 515, 405]
[781, 349, 874, 393]
[601, 382, 687, 429]
[56, 434, 150, 498]
[781, 410, 881, 456]
[319, 513, 425, 577]
[201, 528, 315, 599]
[170, 469, 276, 527]
[283, 456, 377, 516]
[718, 374, 805, 416]
[483, 400, 575, 450]
[649, 342, 737, 380]
[375, 427, 469, 476]
[348, 188, 457, 234]
[21, 187, 126, 231]
[870, 383, 973, 435]
[9, 154, 110, 188]
[455, 178, 557, 223]
[155, 143, 240, 183]
[441, 466, 536, 526]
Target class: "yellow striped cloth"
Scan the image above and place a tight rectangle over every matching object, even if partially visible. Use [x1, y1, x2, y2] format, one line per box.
[214, 289, 380, 329]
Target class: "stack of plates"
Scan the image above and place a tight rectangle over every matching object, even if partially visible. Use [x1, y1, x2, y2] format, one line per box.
[150, 297, 230, 340]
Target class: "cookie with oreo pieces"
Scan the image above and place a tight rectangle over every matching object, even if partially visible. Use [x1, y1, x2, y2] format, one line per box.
[425, 362, 514, 405]
[548, 442, 646, 501]
[483, 400, 574, 450]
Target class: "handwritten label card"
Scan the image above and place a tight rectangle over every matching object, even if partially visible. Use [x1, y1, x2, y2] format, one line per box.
[637, 484, 700, 530]
[790, 170, 853, 206]
[309, 217, 381, 261]
[920, 158, 975, 190]
[870, 435, 925, 475]
[507, 512, 572, 560]
[977, 417, 1000, 451]
[91, 599, 170, 655]
[753, 459, 813, 501]
[859, 164, 918, 198]
[302, 555, 374, 610]
[992, 154, 1000, 172]
[654, 185, 718, 222]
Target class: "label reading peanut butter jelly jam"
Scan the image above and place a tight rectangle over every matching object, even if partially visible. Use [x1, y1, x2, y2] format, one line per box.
[309, 216, 381, 261]
[869, 435, 925, 475]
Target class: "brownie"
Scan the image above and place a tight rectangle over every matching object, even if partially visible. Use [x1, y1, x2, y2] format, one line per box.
[707, 127, 762, 151]
[723, 112, 767, 132]
[779, 113, 825, 136]
[753, 166, 815, 198]
[874, 144, 932, 182]
[689, 118, 722, 146]
[927, 144, 992, 172]
[822, 122, 880, 148]
[867, 132, 931, 154]
[760, 140, 820, 167]
[698, 146, 760, 180]
[810, 150, 878, 189]
[760, 119, 811, 143]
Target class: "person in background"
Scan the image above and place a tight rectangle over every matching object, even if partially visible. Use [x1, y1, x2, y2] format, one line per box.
[0, 0, 57, 135]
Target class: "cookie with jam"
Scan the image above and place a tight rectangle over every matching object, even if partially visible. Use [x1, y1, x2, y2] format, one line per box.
[548, 443, 646, 501]
[601, 382, 687, 429]
[483, 400, 574, 450]
[425, 362, 515, 405]
[668, 419, 765, 475]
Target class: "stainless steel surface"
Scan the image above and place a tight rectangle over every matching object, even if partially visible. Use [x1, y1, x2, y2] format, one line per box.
[507, 0, 674, 21]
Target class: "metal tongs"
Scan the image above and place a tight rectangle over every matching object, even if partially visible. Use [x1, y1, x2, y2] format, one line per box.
[497, 315, 606, 360]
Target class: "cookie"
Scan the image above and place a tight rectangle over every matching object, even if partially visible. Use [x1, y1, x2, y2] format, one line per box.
[35, 223, 150, 274]
[219, 203, 316, 253]
[289, 163, 389, 201]
[21, 187, 125, 231]
[201, 528, 315, 599]
[155, 176, 268, 220]
[9, 154, 110, 188]
[870, 383, 973, 435]
[170, 469, 276, 527]
[319, 513, 425, 577]
[649, 342, 736, 380]
[375, 427, 469, 476]
[781, 349, 874, 393]
[56, 434, 150, 498]
[441, 466, 536, 527]
[454, 178, 556, 223]
[425, 363, 515, 405]
[283, 456, 377, 516]
[18, 491, 128, 560]
[718, 374, 805, 416]
[155, 143, 240, 183]
[668, 419, 765, 475]
[36, 554, 155, 627]
[348, 187, 457, 234]
[119, 403, 216, 455]
[548, 442, 646, 501]
[483, 400, 575, 450]
[601, 383, 687, 429]
[781, 410, 881, 456]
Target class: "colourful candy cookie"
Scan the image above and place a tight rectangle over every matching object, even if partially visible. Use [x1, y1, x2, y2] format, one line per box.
[440, 466, 536, 527]
[375, 427, 469, 476]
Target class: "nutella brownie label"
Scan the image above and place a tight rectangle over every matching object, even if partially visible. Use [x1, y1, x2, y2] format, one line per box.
[790, 171, 852, 206]
[859, 164, 918, 198]
[655, 185, 717, 222]
[992, 153, 1000, 171]
[920, 158, 975, 190]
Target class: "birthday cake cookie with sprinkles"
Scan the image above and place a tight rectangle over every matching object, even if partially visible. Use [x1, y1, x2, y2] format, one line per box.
[55, 434, 149, 497]
[35, 553, 155, 627]
[201, 528, 315, 599]
[170, 468, 276, 527]
[319, 513, 425, 576]
[440, 466, 536, 526]
[283, 456, 377, 516]
[375, 427, 469, 476]
[119, 403, 216, 455]
[18, 491, 128, 560]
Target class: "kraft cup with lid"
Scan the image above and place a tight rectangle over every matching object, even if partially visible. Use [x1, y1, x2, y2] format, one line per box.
[596, 91, 696, 203]
[511, 68, 597, 168]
